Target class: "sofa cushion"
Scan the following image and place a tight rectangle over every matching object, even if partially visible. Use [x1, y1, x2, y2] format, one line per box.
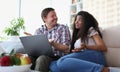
[0, 41, 25, 53]
[0, 46, 5, 55]
[104, 47, 120, 67]
[102, 26, 120, 48]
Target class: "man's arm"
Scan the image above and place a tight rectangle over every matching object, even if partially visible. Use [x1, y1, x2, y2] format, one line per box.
[50, 26, 71, 52]
[50, 41, 69, 52]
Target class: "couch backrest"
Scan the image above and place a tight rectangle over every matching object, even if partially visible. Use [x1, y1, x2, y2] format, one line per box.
[102, 25, 120, 67]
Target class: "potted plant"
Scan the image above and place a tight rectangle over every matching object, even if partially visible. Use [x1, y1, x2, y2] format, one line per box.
[4, 17, 25, 41]
[4, 17, 25, 36]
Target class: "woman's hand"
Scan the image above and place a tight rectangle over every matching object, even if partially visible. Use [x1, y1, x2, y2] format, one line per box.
[72, 44, 86, 52]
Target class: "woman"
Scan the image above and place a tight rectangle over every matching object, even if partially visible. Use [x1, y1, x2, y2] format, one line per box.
[49, 11, 109, 72]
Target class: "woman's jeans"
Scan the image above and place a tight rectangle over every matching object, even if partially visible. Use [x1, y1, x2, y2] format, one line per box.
[50, 50, 107, 72]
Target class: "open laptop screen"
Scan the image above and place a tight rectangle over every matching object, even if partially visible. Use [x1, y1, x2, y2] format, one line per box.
[20, 34, 54, 57]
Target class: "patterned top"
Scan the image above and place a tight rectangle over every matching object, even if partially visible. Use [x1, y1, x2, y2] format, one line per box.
[34, 24, 71, 57]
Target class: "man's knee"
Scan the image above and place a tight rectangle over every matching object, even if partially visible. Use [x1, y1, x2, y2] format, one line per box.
[35, 55, 51, 71]
[36, 55, 48, 63]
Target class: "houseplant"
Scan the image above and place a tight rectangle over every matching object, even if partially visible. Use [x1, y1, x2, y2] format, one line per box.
[4, 17, 25, 36]
[2, 17, 25, 53]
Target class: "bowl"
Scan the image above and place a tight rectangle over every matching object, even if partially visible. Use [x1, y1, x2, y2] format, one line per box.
[0, 64, 32, 72]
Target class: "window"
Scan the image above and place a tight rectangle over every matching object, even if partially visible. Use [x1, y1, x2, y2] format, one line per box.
[0, 0, 19, 40]
[0, 0, 70, 40]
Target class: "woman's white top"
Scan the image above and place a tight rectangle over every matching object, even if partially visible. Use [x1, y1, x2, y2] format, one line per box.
[74, 27, 99, 48]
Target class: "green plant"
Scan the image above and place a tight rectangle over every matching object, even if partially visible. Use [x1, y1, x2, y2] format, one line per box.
[4, 17, 25, 36]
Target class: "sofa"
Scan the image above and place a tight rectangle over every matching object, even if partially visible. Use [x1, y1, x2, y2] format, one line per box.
[0, 25, 120, 71]
[103, 25, 120, 67]
[101, 25, 120, 72]
[0, 45, 5, 55]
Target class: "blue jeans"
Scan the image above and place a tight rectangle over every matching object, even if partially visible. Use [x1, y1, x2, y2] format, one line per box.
[50, 50, 106, 72]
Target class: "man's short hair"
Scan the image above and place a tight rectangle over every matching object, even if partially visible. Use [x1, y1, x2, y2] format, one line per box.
[41, 8, 55, 23]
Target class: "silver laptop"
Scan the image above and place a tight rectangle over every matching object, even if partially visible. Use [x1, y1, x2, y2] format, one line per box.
[20, 34, 54, 57]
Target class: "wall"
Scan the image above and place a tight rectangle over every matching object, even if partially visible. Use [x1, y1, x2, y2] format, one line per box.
[83, 0, 120, 29]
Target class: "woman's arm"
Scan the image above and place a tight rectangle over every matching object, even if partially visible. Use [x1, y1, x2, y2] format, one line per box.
[86, 34, 107, 52]
[72, 34, 107, 52]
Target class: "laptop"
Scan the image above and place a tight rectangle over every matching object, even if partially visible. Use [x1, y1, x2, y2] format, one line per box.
[20, 34, 54, 57]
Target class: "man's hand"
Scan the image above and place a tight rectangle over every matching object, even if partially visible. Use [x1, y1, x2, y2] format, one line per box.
[48, 38, 69, 52]
[24, 32, 32, 36]
[48, 38, 54, 45]
[72, 44, 86, 52]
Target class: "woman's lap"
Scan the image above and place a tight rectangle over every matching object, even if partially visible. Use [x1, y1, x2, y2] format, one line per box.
[57, 50, 106, 65]
[50, 58, 103, 72]
[58, 58, 103, 72]
[50, 50, 106, 72]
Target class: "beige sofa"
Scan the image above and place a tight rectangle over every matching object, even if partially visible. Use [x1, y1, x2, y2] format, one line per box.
[0, 46, 5, 55]
[0, 25, 120, 71]
[103, 25, 120, 67]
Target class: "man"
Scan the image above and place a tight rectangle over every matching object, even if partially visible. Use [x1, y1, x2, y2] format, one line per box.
[25, 8, 71, 72]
